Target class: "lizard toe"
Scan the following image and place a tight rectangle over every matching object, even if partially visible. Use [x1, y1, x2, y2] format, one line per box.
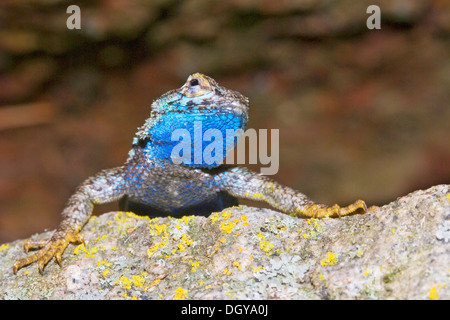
[299, 199, 368, 218]
[13, 230, 83, 274]
[23, 239, 49, 252]
[331, 200, 367, 217]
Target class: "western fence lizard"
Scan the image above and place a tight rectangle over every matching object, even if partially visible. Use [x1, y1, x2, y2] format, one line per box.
[13, 73, 367, 274]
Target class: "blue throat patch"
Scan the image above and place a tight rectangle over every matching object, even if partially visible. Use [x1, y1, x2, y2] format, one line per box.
[144, 110, 247, 168]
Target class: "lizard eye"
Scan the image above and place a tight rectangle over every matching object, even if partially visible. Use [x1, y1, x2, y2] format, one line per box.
[181, 73, 212, 97]
[184, 77, 203, 96]
[189, 79, 199, 87]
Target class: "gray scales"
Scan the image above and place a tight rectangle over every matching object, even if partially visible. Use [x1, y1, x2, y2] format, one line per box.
[13, 73, 368, 274]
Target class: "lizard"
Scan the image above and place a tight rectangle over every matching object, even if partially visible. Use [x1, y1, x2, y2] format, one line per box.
[13, 73, 367, 274]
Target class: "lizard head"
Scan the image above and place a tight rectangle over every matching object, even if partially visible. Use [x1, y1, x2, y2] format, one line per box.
[133, 73, 249, 168]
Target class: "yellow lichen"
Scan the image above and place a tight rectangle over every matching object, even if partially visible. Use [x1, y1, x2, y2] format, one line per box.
[114, 273, 147, 290]
[209, 212, 220, 224]
[429, 284, 446, 300]
[241, 215, 249, 226]
[115, 276, 132, 290]
[86, 246, 97, 257]
[174, 287, 188, 300]
[429, 286, 439, 300]
[251, 192, 263, 199]
[256, 233, 274, 253]
[320, 252, 338, 266]
[131, 274, 147, 287]
[252, 266, 264, 273]
[191, 260, 201, 271]
[180, 215, 194, 225]
[73, 243, 97, 258]
[0, 244, 9, 252]
[301, 218, 324, 239]
[259, 240, 274, 253]
[73, 244, 84, 255]
[154, 223, 168, 236]
[148, 278, 161, 287]
[96, 259, 112, 267]
[177, 233, 193, 251]
[114, 212, 128, 224]
[220, 221, 236, 234]
[125, 211, 150, 220]
[221, 210, 232, 220]
[96, 235, 108, 242]
[147, 242, 166, 258]
[232, 260, 241, 271]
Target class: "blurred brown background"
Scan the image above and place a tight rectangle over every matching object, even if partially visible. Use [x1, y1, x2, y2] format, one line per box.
[0, 0, 449, 243]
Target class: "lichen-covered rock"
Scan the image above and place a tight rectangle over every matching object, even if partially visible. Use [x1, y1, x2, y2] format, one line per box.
[0, 184, 448, 300]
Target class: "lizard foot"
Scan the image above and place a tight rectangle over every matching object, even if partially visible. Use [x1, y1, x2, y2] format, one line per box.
[13, 229, 84, 275]
[299, 199, 367, 218]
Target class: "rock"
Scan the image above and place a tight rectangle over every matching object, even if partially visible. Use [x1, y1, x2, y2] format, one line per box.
[0, 184, 448, 300]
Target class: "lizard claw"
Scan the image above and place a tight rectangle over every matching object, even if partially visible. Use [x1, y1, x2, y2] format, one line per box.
[13, 229, 84, 275]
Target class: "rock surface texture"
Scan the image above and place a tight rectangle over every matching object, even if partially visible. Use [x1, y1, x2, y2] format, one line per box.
[0, 184, 449, 300]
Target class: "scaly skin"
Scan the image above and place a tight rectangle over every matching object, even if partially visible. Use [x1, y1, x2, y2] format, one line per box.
[13, 73, 367, 274]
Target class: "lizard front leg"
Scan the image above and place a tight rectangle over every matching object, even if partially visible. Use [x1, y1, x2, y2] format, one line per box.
[13, 167, 128, 274]
[215, 167, 367, 218]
